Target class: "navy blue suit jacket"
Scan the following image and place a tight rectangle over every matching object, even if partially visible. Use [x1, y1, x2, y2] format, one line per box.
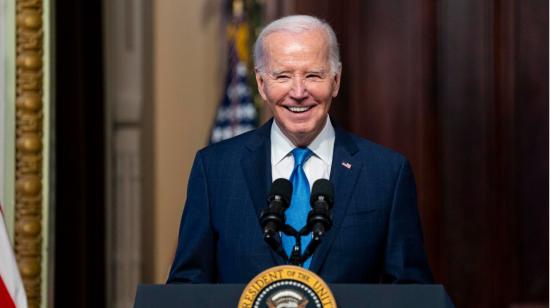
[167, 120, 433, 284]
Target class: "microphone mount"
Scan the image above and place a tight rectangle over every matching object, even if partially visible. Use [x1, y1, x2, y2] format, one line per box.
[261, 179, 334, 267]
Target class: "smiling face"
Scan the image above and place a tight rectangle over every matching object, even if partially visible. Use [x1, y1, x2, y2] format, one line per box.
[255, 29, 341, 147]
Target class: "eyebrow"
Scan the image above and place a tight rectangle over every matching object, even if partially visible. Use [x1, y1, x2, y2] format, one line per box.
[269, 70, 290, 75]
[306, 69, 327, 75]
[269, 68, 328, 75]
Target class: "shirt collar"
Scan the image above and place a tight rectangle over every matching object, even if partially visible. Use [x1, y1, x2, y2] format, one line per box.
[270, 116, 335, 166]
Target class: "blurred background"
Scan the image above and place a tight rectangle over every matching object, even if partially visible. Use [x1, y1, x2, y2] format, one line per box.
[0, 0, 547, 307]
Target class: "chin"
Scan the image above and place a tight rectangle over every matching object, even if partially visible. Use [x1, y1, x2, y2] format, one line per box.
[286, 124, 315, 135]
[287, 127, 320, 144]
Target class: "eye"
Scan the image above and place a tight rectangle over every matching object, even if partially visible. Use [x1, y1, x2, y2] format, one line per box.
[306, 73, 323, 81]
[275, 75, 291, 80]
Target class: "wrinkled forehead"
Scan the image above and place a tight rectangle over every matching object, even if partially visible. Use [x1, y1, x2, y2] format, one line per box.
[262, 29, 331, 67]
[263, 28, 329, 50]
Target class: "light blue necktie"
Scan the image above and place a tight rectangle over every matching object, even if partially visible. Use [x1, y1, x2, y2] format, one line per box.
[282, 147, 313, 268]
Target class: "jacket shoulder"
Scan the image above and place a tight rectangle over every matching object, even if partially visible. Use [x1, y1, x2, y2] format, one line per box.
[196, 128, 261, 160]
[342, 130, 408, 165]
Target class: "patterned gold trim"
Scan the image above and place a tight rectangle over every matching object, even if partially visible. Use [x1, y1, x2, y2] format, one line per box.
[239, 265, 337, 308]
[15, 0, 43, 307]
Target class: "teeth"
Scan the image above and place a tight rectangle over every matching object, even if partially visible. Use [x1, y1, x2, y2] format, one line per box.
[287, 106, 310, 113]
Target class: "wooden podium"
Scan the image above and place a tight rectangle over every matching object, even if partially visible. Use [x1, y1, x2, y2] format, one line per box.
[134, 284, 454, 307]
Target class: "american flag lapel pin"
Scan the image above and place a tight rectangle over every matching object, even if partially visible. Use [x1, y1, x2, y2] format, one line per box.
[341, 161, 352, 169]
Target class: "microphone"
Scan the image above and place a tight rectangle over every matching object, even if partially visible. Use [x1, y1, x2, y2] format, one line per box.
[260, 178, 293, 238]
[307, 179, 334, 238]
[295, 179, 334, 265]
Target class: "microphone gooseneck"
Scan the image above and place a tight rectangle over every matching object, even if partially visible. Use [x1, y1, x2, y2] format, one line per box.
[260, 178, 335, 267]
[307, 179, 334, 239]
[260, 178, 293, 259]
[288, 179, 335, 266]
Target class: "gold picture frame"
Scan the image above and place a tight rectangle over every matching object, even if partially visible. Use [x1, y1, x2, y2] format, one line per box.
[15, 0, 45, 307]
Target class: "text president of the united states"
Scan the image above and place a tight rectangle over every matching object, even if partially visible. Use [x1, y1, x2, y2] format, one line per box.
[167, 15, 433, 284]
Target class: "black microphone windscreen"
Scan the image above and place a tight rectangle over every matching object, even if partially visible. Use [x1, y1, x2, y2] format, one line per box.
[270, 178, 293, 204]
[310, 179, 334, 206]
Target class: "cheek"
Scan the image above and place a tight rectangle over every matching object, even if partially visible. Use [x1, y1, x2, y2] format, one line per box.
[310, 86, 335, 103]
[264, 86, 287, 102]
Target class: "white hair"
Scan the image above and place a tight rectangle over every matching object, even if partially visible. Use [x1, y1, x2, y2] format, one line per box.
[254, 15, 341, 74]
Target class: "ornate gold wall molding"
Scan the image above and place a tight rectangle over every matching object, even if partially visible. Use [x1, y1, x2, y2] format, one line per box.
[15, 0, 43, 307]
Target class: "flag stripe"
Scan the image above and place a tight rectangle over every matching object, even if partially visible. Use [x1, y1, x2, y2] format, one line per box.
[0, 276, 16, 308]
[209, 20, 257, 144]
[0, 203, 27, 308]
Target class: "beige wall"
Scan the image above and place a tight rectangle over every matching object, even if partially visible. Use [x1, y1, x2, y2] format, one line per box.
[153, 0, 222, 282]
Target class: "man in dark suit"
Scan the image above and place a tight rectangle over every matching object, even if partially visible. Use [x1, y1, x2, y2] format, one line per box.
[167, 15, 432, 284]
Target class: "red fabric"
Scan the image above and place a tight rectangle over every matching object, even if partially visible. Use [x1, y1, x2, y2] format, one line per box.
[0, 276, 16, 308]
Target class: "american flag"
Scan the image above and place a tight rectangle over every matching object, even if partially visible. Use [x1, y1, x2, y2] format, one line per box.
[209, 20, 257, 144]
[0, 203, 28, 308]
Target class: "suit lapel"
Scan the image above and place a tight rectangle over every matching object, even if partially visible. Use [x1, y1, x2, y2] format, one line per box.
[241, 120, 286, 265]
[309, 127, 362, 273]
[241, 120, 272, 219]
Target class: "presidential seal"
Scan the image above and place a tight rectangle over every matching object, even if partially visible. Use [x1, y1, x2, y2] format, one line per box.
[238, 265, 337, 308]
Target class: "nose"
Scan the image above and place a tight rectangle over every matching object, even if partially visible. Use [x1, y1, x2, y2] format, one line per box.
[289, 77, 308, 100]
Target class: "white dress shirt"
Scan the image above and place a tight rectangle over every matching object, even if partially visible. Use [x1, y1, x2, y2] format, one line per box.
[271, 117, 335, 188]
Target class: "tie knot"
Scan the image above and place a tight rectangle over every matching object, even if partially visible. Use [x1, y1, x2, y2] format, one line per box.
[292, 147, 313, 167]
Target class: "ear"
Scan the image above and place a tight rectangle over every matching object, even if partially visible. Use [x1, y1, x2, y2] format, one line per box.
[331, 68, 342, 97]
[255, 70, 268, 101]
